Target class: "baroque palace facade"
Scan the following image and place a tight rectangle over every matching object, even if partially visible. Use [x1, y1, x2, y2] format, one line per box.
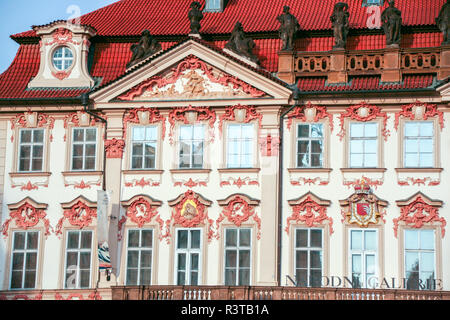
[0, 0, 450, 300]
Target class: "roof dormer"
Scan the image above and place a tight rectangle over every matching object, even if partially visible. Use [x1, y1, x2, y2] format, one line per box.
[28, 21, 96, 89]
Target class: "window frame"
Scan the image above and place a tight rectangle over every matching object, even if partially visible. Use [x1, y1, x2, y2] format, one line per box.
[223, 227, 252, 286]
[130, 125, 159, 170]
[69, 126, 99, 172]
[294, 227, 324, 288]
[52, 46, 75, 72]
[402, 121, 435, 168]
[63, 229, 94, 289]
[9, 230, 40, 290]
[178, 124, 205, 169]
[125, 228, 154, 286]
[204, 0, 222, 12]
[295, 123, 325, 168]
[348, 121, 379, 168]
[17, 128, 45, 173]
[174, 228, 203, 286]
[225, 123, 256, 169]
[348, 228, 378, 289]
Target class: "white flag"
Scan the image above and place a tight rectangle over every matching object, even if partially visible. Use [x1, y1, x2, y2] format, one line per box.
[97, 190, 112, 245]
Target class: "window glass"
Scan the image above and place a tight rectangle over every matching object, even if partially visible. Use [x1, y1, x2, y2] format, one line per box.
[18, 129, 44, 172]
[349, 229, 377, 288]
[227, 124, 253, 168]
[11, 231, 39, 289]
[65, 230, 92, 289]
[224, 228, 251, 286]
[176, 229, 202, 286]
[71, 128, 97, 171]
[131, 126, 157, 170]
[349, 122, 378, 168]
[53, 46, 74, 71]
[179, 125, 204, 169]
[296, 123, 324, 168]
[403, 121, 434, 168]
[126, 229, 153, 285]
[295, 229, 323, 287]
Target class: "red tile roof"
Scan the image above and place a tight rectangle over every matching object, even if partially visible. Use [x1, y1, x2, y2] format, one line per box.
[12, 0, 446, 39]
[298, 74, 435, 92]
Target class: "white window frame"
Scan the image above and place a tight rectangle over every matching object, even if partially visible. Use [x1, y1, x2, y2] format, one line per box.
[224, 227, 252, 286]
[296, 123, 324, 168]
[52, 46, 74, 71]
[349, 122, 379, 168]
[18, 128, 45, 173]
[130, 126, 158, 170]
[174, 228, 202, 286]
[294, 228, 323, 288]
[64, 230, 93, 289]
[404, 229, 436, 290]
[178, 124, 204, 169]
[71, 127, 98, 171]
[226, 123, 254, 168]
[348, 228, 378, 289]
[204, 0, 221, 11]
[9, 230, 40, 290]
[403, 121, 434, 168]
[125, 228, 154, 285]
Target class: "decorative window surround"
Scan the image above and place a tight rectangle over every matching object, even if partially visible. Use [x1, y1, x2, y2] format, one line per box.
[286, 102, 334, 133]
[28, 22, 96, 88]
[340, 168, 386, 188]
[394, 192, 446, 238]
[218, 168, 260, 188]
[216, 194, 261, 240]
[340, 179, 388, 227]
[167, 191, 214, 243]
[218, 104, 262, 138]
[394, 101, 444, 132]
[170, 169, 211, 188]
[123, 108, 166, 141]
[122, 170, 163, 188]
[338, 102, 390, 142]
[1, 197, 51, 239]
[9, 172, 51, 191]
[61, 171, 103, 190]
[395, 168, 443, 186]
[286, 192, 333, 235]
[55, 196, 97, 238]
[63, 111, 106, 142]
[287, 168, 332, 186]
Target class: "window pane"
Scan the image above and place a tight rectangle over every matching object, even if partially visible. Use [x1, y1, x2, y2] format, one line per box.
[226, 229, 237, 247]
[225, 269, 236, 286]
[241, 125, 253, 139]
[311, 140, 322, 153]
[80, 270, 90, 288]
[405, 252, 419, 272]
[67, 232, 79, 249]
[180, 126, 192, 139]
[364, 139, 377, 153]
[421, 252, 434, 272]
[141, 230, 153, 248]
[25, 252, 37, 270]
[350, 153, 363, 167]
[24, 271, 36, 289]
[296, 269, 307, 287]
[239, 229, 251, 247]
[177, 230, 188, 249]
[73, 129, 84, 142]
[239, 269, 250, 285]
[310, 270, 322, 287]
[364, 231, 377, 251]
[191, 230, 200, 249]
[85, 144, 96, 157]
[298, 125, 310, 138]
[420, 230, 434, 250]
[127, 251, 139, 268]
[128, 230, 140, 248]
[310, 251, 321, 268]
[85, 129, 97, 141]
[239, 250, 251, 268]
[404, 122, 419, 137]
[419, 139, 433, 153]
[350, 140, 363, 154]
[33, 130, 44, 143]
[311, 154, 322, 167]
[127, 269, 138, 285]
[79, 252, 91, 269]
[228, 125, 240, 139]
[13, 232, 26, 250]
[11, 271, 23, 289]
[405, 139, 419, 153]
[310, 230, 322, 248]
[404, 153, 418, 167]
[66, 252, 78, 268]
[420, 122, 433, 136]
[364, 153, 377, 167]
[310, 124, 323, 138]
[133, 127, 146, 141]
[80, 231, 92, 249]
[364, 123, 378, 137]
[140, 251, 152, 268]
[26, 232, 39, 250]
[350, 123, 364, 137]
[296, 230, 308, 247]
[405, 230, 419, 250]
[351, 230, 362, 250]
[352, 254, 362, 273]
[177, 253, 186, 270]
[366, 255, 376, 274]
[296, 250, 307, 268]
[12, 253, 24, 270]
[225, 250, 237, 268]
[419, 153, 433, 167]
[146, 127, 157, 140]
[20, 130, 32, 143]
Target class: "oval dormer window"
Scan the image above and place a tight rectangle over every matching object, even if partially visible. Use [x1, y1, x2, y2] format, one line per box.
[52, 46, 74, 71]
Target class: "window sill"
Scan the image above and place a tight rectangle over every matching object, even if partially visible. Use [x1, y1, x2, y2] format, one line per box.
[218, 168, 261, 173]
[395, 168, 443, 173]
[9, 172, 52, 178]
[340, 168, 387, 173]
[61, 171, 103, 177]
[170, 169, 212, 174]
[288, 168, 332, 173]
[122, 169, 164, 175]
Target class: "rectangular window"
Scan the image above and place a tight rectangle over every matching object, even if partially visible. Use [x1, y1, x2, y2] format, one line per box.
[227, 124, 253, 168]
[404, 229, 436, 290]
[18, 129, 44, 172]
[10, 231, 39, 289]
[131, 126, 157, 170]
[296, 123, 324, 168]
[71, 128, 97, 171]
[205, 0, 221, 11]
[295, 228, 323, 287]
[179, 125, 204, 169]
[349, 229, 377, 288]
[64, 230, 92, 289]
[175, 229, 202, 286]
[126, 229, 153, 285]
[349, 122, 378, 168]
[224, 228, 251, 286]
[404, 121, 434, 168]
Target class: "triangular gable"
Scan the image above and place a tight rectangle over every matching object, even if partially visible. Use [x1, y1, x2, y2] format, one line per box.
[90, 38, 292, 105]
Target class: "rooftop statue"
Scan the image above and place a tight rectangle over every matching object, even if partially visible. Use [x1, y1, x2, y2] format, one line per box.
[330, 2, 349, 49]
[277, 6, 300, 51]
[188, 1, 204, 35]
[225, 22, 259, 64]
[437, 0, 450, 45]
[127, 30, 162, 68]
[381, 0, 402, 47]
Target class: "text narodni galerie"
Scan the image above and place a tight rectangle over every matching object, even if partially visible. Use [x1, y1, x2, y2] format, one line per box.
[181, 304, 269, 317]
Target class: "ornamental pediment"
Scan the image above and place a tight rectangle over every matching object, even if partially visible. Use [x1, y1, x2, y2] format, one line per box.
[116, 55, 269, 101]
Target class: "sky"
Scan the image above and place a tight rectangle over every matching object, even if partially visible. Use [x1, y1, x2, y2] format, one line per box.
[0, 0, 118, 74]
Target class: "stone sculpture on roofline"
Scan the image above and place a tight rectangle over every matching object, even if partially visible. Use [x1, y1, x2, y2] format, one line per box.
[437, 0, 450, 45]
[224, 21, 259, 65]
[277, 5, 300, 52]
[127, 29, 162, 69]
[188, 1, 204, 37]
[381, 0, 402, 47]
[330, 2, 349, 50]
